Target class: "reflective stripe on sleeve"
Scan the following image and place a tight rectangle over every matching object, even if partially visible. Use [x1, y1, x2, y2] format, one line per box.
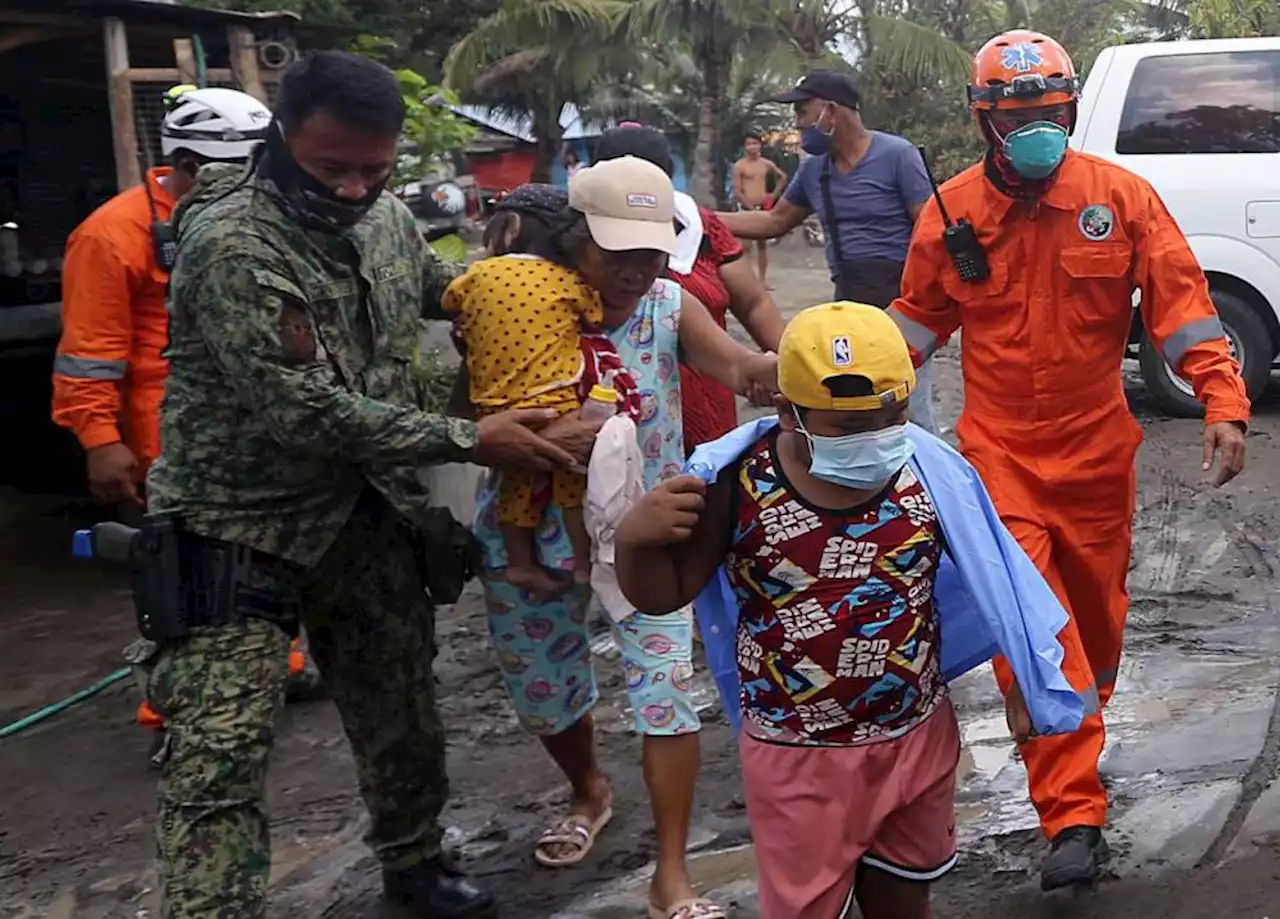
[53, 354, 128, 380]
[888, 309, 940, 360]
[1159, 316, 1226, 369]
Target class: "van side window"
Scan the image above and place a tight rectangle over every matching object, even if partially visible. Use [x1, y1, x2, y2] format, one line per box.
[1116, 51, 1279, 155]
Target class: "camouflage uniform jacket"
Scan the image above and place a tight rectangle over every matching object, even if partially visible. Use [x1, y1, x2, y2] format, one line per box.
[146, 164, 476, 567]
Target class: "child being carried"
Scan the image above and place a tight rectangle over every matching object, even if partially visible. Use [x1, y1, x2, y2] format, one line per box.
[445, 183, 640, 599]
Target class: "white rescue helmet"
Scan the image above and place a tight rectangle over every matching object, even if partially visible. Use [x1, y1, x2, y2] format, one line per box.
[160, 87, 272, 162]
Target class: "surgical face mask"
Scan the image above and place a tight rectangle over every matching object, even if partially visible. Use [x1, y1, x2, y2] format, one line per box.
[262, 123, 388, 229]
[1001, 121, 1069, 180]
[795, 416, 915, 490]
[799, 104, 834, 156]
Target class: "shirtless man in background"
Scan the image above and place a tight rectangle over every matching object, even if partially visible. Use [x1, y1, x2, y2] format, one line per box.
[732, 133, 787, 288]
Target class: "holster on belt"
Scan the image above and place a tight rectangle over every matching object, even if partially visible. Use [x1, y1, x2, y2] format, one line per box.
[123, 512, 303, 641]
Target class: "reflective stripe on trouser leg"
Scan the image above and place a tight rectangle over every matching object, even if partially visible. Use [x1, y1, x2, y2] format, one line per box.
[53, 353, 128, 379]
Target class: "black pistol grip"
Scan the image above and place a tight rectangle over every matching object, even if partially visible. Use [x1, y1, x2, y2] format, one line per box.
[92, 521, 141, 564]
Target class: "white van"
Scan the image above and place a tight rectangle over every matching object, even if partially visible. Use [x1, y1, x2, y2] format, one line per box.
[1072, 37, 1280, 416]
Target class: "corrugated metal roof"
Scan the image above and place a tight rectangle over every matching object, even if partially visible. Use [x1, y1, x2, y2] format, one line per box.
[451, 103, 614, 143]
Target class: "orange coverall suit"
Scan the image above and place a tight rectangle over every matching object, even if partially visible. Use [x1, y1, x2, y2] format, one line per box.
[53, 168, 305, 732]
[54, 167, 174, 473]
[889, 150, 1251, 838]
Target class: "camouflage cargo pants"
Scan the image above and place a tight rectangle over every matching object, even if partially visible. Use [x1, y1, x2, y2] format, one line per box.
[148, 494, 447, 919]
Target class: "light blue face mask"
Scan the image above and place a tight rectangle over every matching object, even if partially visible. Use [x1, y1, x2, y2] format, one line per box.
[795, 418, 915, 490]
[1003, 121, 1069, 180]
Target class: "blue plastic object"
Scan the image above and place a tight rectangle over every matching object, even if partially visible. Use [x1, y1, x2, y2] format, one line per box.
[72, 529, 93, 560]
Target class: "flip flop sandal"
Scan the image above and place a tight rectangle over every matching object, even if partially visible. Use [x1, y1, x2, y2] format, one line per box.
[648, 898, 728, 919]
[532, 807, 613, 868]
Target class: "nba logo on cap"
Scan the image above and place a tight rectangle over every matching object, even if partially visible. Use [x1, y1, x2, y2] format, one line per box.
[831, 336, 852, 366]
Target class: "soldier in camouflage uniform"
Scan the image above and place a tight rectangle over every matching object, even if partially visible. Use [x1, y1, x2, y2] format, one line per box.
[146, 51, 582, 919]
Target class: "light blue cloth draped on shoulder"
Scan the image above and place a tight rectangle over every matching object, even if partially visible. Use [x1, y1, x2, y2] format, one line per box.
[684, 416, 1083, 736]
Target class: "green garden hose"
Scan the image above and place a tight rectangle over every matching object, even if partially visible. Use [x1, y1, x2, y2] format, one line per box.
[0, 667, 131, 741]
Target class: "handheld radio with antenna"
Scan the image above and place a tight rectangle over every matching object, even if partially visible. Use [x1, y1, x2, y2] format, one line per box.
[137, 105, 178, 273]
[916, 146, 989, 282]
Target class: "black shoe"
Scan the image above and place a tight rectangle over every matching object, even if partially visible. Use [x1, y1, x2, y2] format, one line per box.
[284, 669, 330, 704]
[1041, 825, 1109, 891]
[383, 857, 497, 918]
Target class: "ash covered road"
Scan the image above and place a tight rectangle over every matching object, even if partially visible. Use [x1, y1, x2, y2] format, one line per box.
[2, 243, 1279, 918]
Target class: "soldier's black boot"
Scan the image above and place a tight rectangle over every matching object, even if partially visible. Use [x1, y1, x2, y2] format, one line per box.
[1041, 825, 1109, 891]
[383, 857, 497, 918]
[283, 668, 329, 703]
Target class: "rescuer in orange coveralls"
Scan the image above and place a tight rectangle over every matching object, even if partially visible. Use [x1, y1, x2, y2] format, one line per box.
[888, 30, 1249, 890]
[53, 87, 320, 755]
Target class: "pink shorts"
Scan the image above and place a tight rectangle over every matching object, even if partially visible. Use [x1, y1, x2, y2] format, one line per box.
[740, 701, 961, 919]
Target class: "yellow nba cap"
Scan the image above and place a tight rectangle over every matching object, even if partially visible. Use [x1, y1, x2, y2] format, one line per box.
[778, 302, 916, 411]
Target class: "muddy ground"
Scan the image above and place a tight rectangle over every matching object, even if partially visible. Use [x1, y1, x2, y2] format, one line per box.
[2, 237, 1279, 918]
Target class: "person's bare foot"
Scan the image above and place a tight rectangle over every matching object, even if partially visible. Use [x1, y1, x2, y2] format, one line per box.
[505, 564, 569, 602]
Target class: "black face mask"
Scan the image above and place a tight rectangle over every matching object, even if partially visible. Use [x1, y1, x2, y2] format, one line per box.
[260, 123, 388, 230]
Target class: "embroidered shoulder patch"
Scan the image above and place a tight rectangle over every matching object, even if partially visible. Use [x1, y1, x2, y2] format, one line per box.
[1078, 204, 1114, 242]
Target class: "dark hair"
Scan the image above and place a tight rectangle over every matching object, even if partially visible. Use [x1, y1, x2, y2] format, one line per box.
[744, 132, 762, 143]
[485, 184, 571, 256]
[168, 150, 209, 171]
[545, 209, 593, 268]
[793, 375, 879, 421]
[824, 374, 875, 397]
[594, 126, 674, 177]
[276, 51, 406, 136]
[488, 207, 591, 268]
[485, 210, 567, 257]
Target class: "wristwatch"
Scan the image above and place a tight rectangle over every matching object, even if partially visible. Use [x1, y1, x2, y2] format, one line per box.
[445, 416, 479, 458]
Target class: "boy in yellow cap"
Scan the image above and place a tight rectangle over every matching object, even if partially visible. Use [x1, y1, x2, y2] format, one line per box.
[614, 302, 1043, 919]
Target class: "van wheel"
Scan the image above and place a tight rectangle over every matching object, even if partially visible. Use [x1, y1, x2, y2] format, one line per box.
[1138, 289, 1273, 418]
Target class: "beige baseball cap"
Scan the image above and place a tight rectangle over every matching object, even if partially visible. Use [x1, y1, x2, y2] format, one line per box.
[568, 155, 678, 255]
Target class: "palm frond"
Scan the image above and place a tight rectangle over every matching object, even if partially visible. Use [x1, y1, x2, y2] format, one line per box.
[444, 0, 630, 89]
[863, 15, 971, 83]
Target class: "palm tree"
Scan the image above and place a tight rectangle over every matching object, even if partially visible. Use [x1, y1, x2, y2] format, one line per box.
[772, 0, 854, 69]
[623, 0, 773, 204]
[584, 42, 798, 197]
[444, 0, 632, 181]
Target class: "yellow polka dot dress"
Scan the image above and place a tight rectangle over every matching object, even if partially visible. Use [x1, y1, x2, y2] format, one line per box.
[443, 254, 604, 526]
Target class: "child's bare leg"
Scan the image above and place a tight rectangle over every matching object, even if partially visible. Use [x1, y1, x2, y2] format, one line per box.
[563, 505, 592, 585]
[501, 524, 566, 601]
[855, 863, 933, 919]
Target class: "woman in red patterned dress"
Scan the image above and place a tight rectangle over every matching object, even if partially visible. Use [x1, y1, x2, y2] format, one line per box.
[593, 127, 786, 451]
